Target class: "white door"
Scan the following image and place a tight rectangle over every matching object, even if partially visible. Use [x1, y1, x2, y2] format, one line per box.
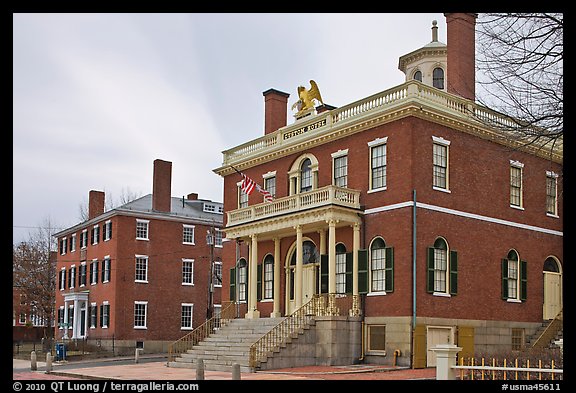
[426, 326, 453, 367]
[302, 264, 317, 304]
[543, 272, 562, 320]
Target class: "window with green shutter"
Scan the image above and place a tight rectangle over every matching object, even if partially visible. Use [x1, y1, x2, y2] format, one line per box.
[502, 250, 525, 302]
[229, 267, 236, 301]
[427, 237, 457, 295]
[358, 249, 368, 294]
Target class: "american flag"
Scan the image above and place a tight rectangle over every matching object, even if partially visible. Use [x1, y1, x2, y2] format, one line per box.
[240, 172, 274, 203]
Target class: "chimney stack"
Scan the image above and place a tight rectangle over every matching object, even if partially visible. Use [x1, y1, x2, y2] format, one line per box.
[445, 13, 477, 101]
[187, 193, 198, 200]
[263, 89, 290, 135]
[88, 190, 105, 220]
[152, 159, 172, 213]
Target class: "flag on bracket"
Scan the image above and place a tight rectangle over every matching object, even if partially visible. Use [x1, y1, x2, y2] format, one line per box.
[236, 168, 274, 203]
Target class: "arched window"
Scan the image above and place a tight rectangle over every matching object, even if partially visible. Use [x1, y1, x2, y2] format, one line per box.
[300, 158, 312, 192]
[433, 67, 444, 89]
[502, 250, 526, 301]
[237, 258, 247, 302]
[263, 254, 274, 300]
[370, 237, 394, 292]
[427, 237, 457, 295]
[543, 257, 559, 273]
[414, 70, 422, 82]
[336, 243, 347, 294]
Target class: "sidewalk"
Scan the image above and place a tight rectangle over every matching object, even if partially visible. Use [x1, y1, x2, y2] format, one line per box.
[13, 355, 437, 381]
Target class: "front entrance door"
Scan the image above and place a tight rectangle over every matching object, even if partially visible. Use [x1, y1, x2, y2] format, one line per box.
[302, 264, 318, 304]
[286, 239, 319, 315]
[543, 257, 562, 320]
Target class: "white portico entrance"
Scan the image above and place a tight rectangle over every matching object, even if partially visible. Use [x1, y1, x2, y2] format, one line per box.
[286, 239, 320, 315]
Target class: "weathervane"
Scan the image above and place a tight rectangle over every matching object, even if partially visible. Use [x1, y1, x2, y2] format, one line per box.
[291, 80, 324, 118]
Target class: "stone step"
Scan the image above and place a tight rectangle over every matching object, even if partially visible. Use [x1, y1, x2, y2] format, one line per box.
[168, 360, 253, 373]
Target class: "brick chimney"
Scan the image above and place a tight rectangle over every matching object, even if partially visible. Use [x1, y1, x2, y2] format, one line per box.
[88, 190, 105, 220]
[445, 13, 477, 101]
[187, 193, 198, 200]
[263, 89, 290, 134]
[152, 159, 172, 212]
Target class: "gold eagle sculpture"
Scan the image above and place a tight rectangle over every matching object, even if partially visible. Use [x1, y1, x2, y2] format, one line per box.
[291, 80, 324, 117]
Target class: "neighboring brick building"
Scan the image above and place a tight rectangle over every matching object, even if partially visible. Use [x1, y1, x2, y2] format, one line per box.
[53, 159, 223, 353]
[213, 14, 563, 367]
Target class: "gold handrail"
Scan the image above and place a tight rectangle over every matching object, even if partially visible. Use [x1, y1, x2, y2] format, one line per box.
[248, 295, 320, 369]
[532, 308, 563, 349]
[167, 301, 236, 365]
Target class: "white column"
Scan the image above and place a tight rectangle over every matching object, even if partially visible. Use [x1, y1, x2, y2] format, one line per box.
[62, 301, 69, 339]
[72, 299, 79, 339]
[328, 220, 336, 295]
[246, 234, 260, 319]
[271, 237, 282, 318]
[350, 223, 361, 317]
[295, 225, 303, 308]
[318, 229, 326, 255]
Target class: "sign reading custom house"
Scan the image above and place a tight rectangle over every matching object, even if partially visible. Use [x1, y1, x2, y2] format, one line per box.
[283, 118, 327, 140]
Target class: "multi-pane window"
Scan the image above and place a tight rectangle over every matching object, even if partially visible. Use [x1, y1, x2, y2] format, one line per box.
[546, 172, 558, 216]
[59, 268, 66, 290]
[300, 158, 313, 192]
[213, 261, 222, 287]
[370, 238, 386, 292]
[60, 238, 67, 255]
[182, 259, 194, 285]
[370, 142, 387, 190]
[90, 303, 97, 328]
[238, 185, 248, 208]
[135, 255, 148, 283]
[433, 67, 444, 89]
[427, 237, 457, 296]
[333, 153, 348, 188]
[68, 305, 74, 327]
[502, 250, 526, 302]
[102, 257, 111, 283]
[368, 325, 386, 352]
[70, 234, 76, 252]
[264, 176, 276, 198]
[69, 266, 76, 289]
[100, 302, 110, 328]
[512, 328, 525, 351]
[214, 229, 223, 247]
[238, 260, 247, 302]
[79, 263, 87, 286]
[91, 225, 100, 245]
[510, 161, 523, 208]
[181, 304, 194, 330]
[134, 301, 147, 329]
[433, 140, 449, 190]
[335, 244, 347, 294]
[103, 220, 112, 241]
[182, 224, 195, 245]
[80, 229, 88, 248]
[136, 219, 149, 240]
[90, 260, 99, 285]
[263, 255, 274, 299]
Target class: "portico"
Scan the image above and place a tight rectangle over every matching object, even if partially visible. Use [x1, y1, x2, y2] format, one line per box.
[225, 185, 362, 318]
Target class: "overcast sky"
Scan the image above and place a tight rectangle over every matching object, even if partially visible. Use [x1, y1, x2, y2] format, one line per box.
[13, 13, 448, 245]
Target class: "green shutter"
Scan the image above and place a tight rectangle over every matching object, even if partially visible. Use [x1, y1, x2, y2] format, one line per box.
[229, 267, 236, 301]
[385, 247, 394, 293]
[257, 264, 262, 301]
[501, 259, 509, 299]
[520, 260, 527, 301]
[427, 247, 435, 293]
[100, 305, 104, 327]
[320, 255, 328, 294]
[345, 252, 353, 294]
[358, 249, 368, 294]
[449, 250, 458, 295]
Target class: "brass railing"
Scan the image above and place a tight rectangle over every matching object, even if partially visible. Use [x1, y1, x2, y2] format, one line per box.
[167, 301, 236, 365]
[532, 308, 563, 349]
[248, 294, 360, 369]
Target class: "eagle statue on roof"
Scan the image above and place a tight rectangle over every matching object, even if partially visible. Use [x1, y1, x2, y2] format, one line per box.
[291, 80, 324, 117]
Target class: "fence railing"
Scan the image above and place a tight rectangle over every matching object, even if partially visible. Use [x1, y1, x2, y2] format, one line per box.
[167, 301, 235, 365]
[454, 357, 563, 380]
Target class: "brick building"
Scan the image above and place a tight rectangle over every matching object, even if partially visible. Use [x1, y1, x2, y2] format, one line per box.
[213, 14, 563, 368]
[53, 159, 223, 353]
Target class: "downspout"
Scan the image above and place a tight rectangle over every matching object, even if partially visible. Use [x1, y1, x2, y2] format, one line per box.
[411, 189, 417, 368]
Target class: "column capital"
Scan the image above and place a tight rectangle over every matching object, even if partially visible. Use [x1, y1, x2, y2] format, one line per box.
[352, 222, 361, 230]
[250, 233, 258, 240]
[294, 224, 302, 232]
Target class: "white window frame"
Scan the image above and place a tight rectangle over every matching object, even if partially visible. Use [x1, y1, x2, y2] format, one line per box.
[92, 224, 100, 245]
[181, 303, 194, 330]
[79, 262, 87, 287]
[102, 256, 111, 283]
[368, 137, 388, 193]
[510, 160, 524, 210]
[59, 268, 66, 291]
[134, 301, 148, 329]
[546, 171, 559, 218]
[101, 301, 110, 328]
[81, 229, 88, 249]
[432, 136, 451, 193]
[103, 220, 112, 241]
[237, 181, 249, 209]
[182, 258, 194, 286]
[182, 224, 195, 245]
[70, 233, 76, 252]
[213, 261, 222, 287]
[332, 149, 349, 188]
[136, 219, 150, 240]
[135, 255, 149, 283]
[90, 302, 97, 329]
[263, 171, 277, 199]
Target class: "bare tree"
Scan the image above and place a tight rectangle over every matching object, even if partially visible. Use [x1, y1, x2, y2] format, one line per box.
[13, 217, 58, 348]
[475, 13, 563, 158]
[78, 187, 143, 222]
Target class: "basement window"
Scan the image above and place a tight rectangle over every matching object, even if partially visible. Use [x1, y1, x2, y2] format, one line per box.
[368, 324, 386, 353]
